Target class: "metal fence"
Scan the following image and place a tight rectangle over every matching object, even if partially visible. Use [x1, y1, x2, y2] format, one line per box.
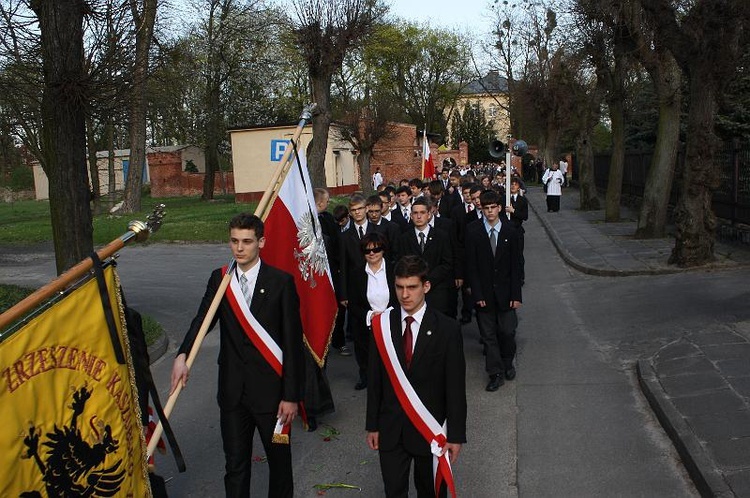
[586, 141, 750, 226]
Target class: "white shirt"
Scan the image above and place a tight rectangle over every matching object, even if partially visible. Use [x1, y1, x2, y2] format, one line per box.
[354, 219, 369, 237]
[372, 171, 383, 189]
[237, 260, 262, 303]
[365, 260, 390, 312]
[400, 302, 427, 351]
[414, 226, 429, 244]
[483, 218, 502, 236]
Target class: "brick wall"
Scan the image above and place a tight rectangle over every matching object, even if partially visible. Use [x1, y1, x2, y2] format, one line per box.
[370, 124, 472, 184]
[148, 151, 234, 197]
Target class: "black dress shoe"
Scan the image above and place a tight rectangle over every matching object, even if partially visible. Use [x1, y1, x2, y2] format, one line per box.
[485, 374, 504, 392]
[306, 416, 318, 432]
[504, 368, 516, 381]
[354, 379, 368, 390]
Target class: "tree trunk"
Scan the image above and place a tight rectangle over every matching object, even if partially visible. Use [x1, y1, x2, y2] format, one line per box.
[86, 116, 102, 214]
[542, 123, 558, 169]
[121, 0, 157, 214]
[605, 98, 625, 222]
[308, 72, 332, 188]
[356, 148, 372, 192]
[635, 55, 681, 238]
[577, 133, 600, 211]
[107, 117, 116, 197]
[202, 76, 221, 200]
[668, 70, 718, 267]
[31, 0, 93, 274]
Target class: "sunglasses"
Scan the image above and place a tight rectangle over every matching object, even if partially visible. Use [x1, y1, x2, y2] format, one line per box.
[363, 247, 384, 254]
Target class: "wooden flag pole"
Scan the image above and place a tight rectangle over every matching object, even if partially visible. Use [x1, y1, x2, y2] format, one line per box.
[0, 205, 165, 332]
[146, 104, 316, 459]
[421, 127, 426, 179]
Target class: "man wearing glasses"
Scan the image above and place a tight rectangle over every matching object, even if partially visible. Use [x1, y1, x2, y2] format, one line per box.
[465, 189, 523, 392]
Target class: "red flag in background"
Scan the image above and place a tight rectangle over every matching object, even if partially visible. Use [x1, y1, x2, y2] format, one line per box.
[261, 149, 338, 366]
[422, 129, 435, 180]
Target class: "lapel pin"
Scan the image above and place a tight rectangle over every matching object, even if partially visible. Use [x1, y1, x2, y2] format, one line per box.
[260, 289, 265, 294]
[426, 330, 432, 336]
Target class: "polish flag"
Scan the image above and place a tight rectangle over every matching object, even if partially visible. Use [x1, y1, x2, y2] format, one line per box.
[261, 149, 338, 366]
[422, 129, 435, 180]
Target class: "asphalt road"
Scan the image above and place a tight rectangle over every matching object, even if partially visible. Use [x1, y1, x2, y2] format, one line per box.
[6, 203, 748, 496]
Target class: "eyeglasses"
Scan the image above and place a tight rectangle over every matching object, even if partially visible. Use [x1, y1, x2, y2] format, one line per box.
[363, 247, 384, 254]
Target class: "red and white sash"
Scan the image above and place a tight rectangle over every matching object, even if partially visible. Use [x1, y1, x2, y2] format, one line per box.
[372, 308, 457, 498]
[223, 265, 292, 443]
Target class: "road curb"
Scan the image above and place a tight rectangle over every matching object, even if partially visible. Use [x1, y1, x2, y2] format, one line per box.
[636, 359, 734, 497]
[147, 330, 169, 365]
[526, 195, 718, 277]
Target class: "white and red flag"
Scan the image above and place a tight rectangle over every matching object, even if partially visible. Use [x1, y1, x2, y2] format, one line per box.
[422, 129, 436, 180]
[261, 148, 338, 366]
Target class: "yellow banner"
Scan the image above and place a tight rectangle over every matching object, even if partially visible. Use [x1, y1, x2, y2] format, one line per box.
[0, 265, 151, 497]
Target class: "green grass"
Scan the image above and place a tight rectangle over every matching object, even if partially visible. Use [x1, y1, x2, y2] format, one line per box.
[0, 283, 163, 346]
[0, 284, 34, 314]
[0, 194, 258, 244]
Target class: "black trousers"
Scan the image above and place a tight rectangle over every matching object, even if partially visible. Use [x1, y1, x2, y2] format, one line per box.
[351, 317, 369, 382]
[460, 287, 473, 321]
[330, 303, 347, 349]
[518, 230, 525, 282]
[546, 195, 561, 212]
[379, 442, 447, 498]
[476, 308, 518, 376]
[220, 395, 293, 498]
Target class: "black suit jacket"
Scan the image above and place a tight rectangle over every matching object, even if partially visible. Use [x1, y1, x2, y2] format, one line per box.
[465, 221, 522, 312]
[508, 194, 529, 232]
[394, 227, 454, 315]
[374, 219, 402, 256]
[339, 222, 378, 300]
[366, 307, 467, 455]
[179, 263, 305, 412]
[386, 209, 410, 232]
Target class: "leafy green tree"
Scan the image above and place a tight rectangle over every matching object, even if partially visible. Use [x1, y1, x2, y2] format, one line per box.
[449, 101, 496, 164]
[366, 21, 472, 140]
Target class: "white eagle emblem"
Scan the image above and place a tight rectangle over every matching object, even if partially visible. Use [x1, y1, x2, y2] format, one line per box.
[294, 211, 330, 288]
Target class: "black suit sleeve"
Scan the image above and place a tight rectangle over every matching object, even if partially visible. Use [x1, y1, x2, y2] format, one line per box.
[445, 320, 467, 444]
[179, 269, 223, 356]
[279, 272, 305, 402]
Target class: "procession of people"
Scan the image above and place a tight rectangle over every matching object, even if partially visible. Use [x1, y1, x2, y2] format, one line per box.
[171, 160, 531, 497]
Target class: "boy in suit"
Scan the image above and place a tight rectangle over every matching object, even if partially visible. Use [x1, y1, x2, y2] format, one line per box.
[171, 213, 304, 498]
[366, 255, 467, 497]
[465, 189, 522, 392]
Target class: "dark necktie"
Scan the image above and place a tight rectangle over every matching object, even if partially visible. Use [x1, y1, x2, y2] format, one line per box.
[418, 232, 426, 253]
[489, 227, 497, 256]
[404, 316, 415, 368]
[358, 225, 364, 239]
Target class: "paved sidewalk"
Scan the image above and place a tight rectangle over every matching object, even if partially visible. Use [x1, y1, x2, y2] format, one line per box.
[526, 185, 750, 497]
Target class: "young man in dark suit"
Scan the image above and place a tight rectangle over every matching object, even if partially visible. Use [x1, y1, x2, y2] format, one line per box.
[465, 189, 522, 392]
[339, 194, 380, 389]
[505, 177, 529, 285]
[380, 189, 409, 232]
[394, 197, 455, 318]
[171, 213, 304, 498]
[366, 255, 467, 497]
[367, 194, 401, 251]
[428, 179, 453, 219]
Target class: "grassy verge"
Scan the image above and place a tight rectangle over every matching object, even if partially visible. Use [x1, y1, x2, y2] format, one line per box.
[0, 283, 162, 347]
[0, 194, 258, 244]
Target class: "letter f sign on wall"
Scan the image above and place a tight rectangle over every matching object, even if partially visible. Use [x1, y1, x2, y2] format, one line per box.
[271, 140, 289, 161]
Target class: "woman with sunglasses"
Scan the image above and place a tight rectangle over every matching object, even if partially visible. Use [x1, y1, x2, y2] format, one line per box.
[346, 232, 398, 390]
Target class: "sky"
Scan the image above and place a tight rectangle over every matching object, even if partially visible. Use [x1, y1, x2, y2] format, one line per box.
[386, 0, 495, 34]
